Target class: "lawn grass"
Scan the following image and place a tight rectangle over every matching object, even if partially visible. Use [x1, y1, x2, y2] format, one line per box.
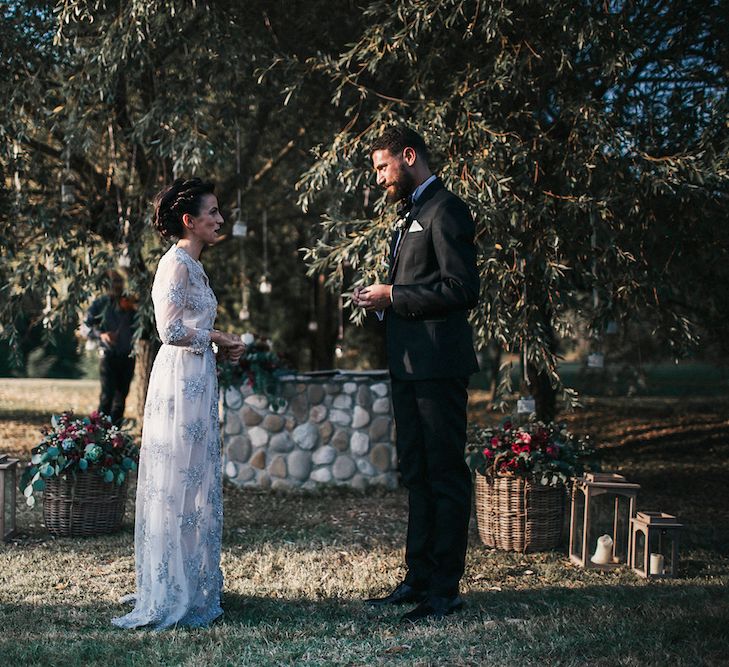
[1, 379, 728, 666]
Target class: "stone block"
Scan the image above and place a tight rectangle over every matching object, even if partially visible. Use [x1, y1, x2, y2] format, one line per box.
[343, 382, 357, 394]
[370, 443, 392, 472]
[269, 432, 294, 453]
[310, 467, 333, 483]
[286, 417, 296, 431]
[312, 445, 336, 466]
[225, 461, 238, 478]
[356, 459, 376, 476]
[248, 426, 269, 448]
[268, 455, 287, 478]
[234, 464, 256, 483]
[371, 382, 389, 397]
[290, 394, 309, 423]
[224, 387, 243, 410]
[351, 474, 368, 492]
[356, 385, 372, 409]
[324, 383, 340, 394]
[330, 409, 351, 426]
[307, 384, 326, 404]
[293, 422, 320, 450]
[257, 472, 271, 489]
[351, 406, 371, 429]
[333, 455, 356, 480]
[333, 394, 352, 409]
[262, 414, 285, 432]
[372, 398, 390, 414]
[272, 478, 294, 491]
[309, 404, 328, 423]
[331, 429, 349, 451]
[226, 435, 251, 463]
[318, 421, 333, 443]
[242, 406, 263, 426]
[374, 472, 399, 490]
[288, 450, 312, 481]
[223, 412, 242, 436]
[369, 416, 391, 443]
[350, 432, 370, 457]
[245, 394, 269, 410]
[250, 449, 266, 469]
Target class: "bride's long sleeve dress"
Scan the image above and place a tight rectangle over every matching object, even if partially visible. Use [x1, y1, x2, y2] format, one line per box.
[112, 245, 224, 630]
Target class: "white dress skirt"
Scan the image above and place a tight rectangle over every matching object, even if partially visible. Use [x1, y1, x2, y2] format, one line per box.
[112, 245, 224, 630]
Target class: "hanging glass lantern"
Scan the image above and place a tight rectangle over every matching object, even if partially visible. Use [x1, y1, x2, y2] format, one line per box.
[569, 472, 641, 569]
[258, 276, 272, 294]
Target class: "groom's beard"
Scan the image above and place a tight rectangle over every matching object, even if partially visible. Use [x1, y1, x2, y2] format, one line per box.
[385, 168, 415, 204]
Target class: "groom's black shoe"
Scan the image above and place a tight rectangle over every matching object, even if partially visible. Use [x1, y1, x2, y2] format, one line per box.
[365, 582, 427, 607]
[400, 595, 464, 622]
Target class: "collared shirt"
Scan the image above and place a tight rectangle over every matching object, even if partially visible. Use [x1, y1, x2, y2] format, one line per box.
[411, 174, 437, 204]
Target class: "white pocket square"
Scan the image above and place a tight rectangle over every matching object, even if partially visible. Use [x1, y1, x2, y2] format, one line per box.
[408, 220, 424, 232]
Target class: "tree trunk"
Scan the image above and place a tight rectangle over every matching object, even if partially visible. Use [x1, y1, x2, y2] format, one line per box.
[132, 339, 160, 424]
[527, 304, 557, 423]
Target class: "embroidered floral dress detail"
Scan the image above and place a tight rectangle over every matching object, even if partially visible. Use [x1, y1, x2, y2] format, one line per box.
[112, 245, 223, 631]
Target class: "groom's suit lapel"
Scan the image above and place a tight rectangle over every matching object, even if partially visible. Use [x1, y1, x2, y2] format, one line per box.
[388, 178, 444, 282]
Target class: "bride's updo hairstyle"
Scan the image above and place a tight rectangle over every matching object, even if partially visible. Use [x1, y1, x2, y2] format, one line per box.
[153, 177, 215, 240]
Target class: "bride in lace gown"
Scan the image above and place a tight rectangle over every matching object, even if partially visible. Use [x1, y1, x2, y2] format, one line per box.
[113, 178, 244, 630]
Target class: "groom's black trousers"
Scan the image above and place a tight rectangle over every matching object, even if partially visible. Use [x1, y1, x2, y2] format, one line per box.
[390, 375, 472, 598]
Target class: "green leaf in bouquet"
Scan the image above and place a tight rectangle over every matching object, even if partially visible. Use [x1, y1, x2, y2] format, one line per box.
[78, 458, 88, 471]
[32, 479, 46, 492]
[23, 484, 34, 498]
[104, 469, 114, 483]
[116, 471, 125, 484]
[40, 463, 54, 478]
[31, 453, 43, 465]
[46, 446, 59, 459]
[122, 457, 133, 470]
[26, 495, 35, 508]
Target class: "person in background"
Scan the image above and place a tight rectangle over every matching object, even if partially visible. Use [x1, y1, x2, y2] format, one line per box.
[83, 270, 136, 426]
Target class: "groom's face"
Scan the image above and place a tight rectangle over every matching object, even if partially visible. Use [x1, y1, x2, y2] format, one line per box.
[372, 149, 416, 204]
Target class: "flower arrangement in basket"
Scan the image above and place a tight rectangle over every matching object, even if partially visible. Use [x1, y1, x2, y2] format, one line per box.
[20, 411, 139, 536]
[465, 419, 596, 552]
[217, 332, 291, 406]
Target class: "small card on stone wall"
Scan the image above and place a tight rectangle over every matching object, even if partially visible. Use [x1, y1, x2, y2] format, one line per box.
[517, 397, 536, 414]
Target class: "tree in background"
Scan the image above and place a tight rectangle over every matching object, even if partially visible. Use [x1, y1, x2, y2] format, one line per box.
[0, 1, 362, 402]
[299, 0, 729, 420]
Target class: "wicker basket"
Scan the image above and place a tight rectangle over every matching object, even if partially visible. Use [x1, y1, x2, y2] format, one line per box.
[474, 473, 565, 552]
[43, 471, 128, 537]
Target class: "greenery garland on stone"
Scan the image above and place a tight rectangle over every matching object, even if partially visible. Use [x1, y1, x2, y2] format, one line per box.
[465, 419, 596, 487]
[217, 333, 290, 408]
[21, 411, 139, 507]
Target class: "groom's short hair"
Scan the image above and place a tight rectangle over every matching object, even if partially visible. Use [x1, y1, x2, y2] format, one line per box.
[370, 126, 430, 165]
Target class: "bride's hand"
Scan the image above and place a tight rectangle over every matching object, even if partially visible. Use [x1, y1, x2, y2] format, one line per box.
[211, 331, 242, 348]
[228, 343, 246, 365]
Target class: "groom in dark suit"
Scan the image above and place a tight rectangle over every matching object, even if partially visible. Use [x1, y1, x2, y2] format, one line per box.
[353, 126, 480, 622]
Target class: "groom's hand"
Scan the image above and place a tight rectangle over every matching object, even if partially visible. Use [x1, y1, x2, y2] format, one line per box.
[356, 284, 393, 311]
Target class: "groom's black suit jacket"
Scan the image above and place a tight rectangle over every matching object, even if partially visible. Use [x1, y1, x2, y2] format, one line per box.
[387, 178, 480, 380]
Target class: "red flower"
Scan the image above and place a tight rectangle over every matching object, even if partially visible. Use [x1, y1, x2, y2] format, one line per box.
[518, 432, 532, 445]
[546, 445, 559, 458]
[483, 448, 495, 459]
[490, 436, 500, 448]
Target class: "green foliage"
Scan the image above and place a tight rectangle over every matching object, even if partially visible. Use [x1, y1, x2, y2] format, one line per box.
[217, 333, 291, 408]
[466, 419, 596, 487]
[297, 0, 729, 416]
[20, 410, 139, 506]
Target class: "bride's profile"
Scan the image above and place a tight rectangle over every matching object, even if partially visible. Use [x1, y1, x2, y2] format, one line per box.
[112, 177, 244, 630]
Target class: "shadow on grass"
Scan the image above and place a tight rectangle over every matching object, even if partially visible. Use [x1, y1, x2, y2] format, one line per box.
[2, 583, 728, 666]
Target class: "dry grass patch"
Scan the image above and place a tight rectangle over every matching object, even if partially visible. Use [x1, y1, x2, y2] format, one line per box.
[1, 381, 728, 665]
